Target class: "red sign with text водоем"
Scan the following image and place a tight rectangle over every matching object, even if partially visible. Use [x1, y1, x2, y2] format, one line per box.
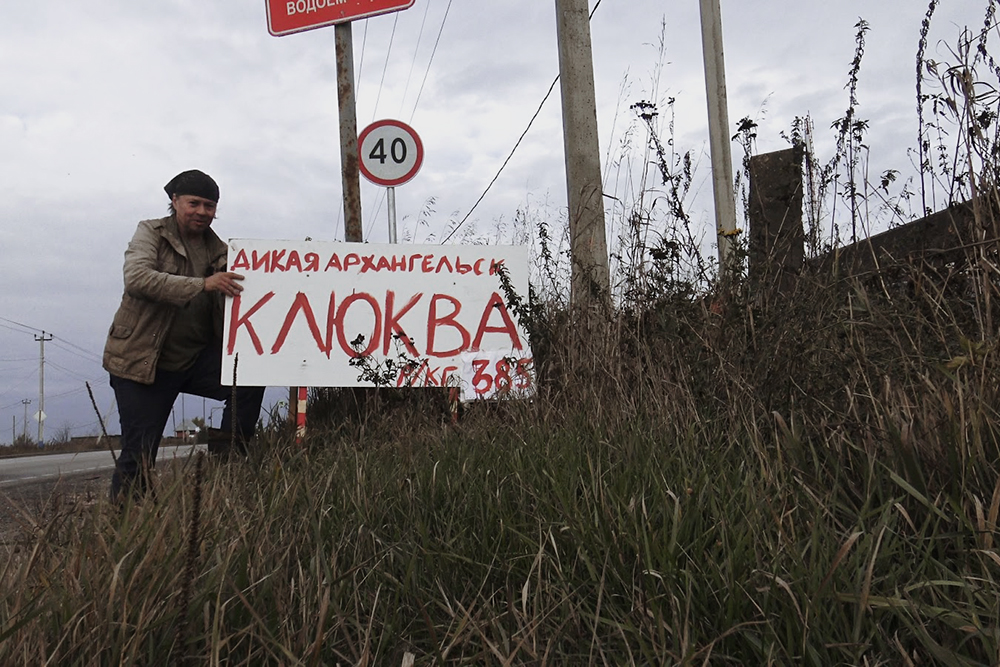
[266, 0, 415, 36]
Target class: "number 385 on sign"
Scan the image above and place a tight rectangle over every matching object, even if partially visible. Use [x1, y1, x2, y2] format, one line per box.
[459, 351, 535, 401]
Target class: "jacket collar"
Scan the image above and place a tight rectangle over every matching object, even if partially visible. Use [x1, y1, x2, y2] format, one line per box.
[158, 214, 227, 260]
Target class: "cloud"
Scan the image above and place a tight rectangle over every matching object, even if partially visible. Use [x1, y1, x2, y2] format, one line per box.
[0, 0, 989, 438]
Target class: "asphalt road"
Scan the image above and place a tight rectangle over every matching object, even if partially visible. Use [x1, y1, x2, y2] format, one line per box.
[0, 445, 205, 487]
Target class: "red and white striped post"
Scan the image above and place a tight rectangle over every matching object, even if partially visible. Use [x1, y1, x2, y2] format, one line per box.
[295, 386, 308, 442]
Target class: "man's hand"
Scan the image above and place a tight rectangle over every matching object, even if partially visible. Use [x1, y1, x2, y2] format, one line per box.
[204, 272, 245, 297]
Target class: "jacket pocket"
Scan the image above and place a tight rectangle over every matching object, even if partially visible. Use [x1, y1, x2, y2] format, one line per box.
[161, 256, 183, 275]
[109, 306, 138, 338]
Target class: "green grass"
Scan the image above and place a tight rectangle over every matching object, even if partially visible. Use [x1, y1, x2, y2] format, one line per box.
[2, 313, 999, 664]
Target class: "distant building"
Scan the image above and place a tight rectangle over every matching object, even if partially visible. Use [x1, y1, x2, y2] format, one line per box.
[175, 420, 200, 442]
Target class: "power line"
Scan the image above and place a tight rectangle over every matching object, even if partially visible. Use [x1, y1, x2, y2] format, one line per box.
[341, 3, 444, 243]
[0, 397, 33, 411]
[0, 367, 39, 404]
[46, 361, 102, 384]
[356, 18, 369, 89]
[0, 317, 103, 365]
[49, 339, 103, 366]
[364, 189, 388, 241]
[440, 0, 604, 245]
[372, 12, 400, 121]
[409, 0, 453, 122]
[442, 76, 561, 244]
[0, 319, 39, 335]
[365, 0, 447, 242]
[41, 385, 91, 401]
[399, 0, 433, 116]
[51, 335, 102, 363]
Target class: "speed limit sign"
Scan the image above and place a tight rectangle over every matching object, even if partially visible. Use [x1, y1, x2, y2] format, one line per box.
[358, 119, 424, 187]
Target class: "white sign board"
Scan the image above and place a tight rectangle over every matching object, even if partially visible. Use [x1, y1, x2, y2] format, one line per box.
[222, 240, 534, 401]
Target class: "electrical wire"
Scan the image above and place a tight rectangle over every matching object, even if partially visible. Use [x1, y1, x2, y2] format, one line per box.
[0, 397, 34, 411]
[439, 0, 604, 245]
[364, 0, 446, 241]
[409, 0, 453, 123]
[46, 361, 102, 384]
[0, 319, 39, 335]
[399, 0, 433, 116]
[356, 19, 369, 89]
[441, 76, 561, 244]
[49, 339, 103, 366]
[372, 12, 400, 122]
[0, 317, 103, 364]
[364, 190, 388, 241]
[52, 334, 102, 362]
[39, 385, 90, 401]
[0, 367, 41, 404]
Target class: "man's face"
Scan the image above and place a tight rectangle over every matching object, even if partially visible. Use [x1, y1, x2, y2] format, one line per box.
[173, 194, 217, 237]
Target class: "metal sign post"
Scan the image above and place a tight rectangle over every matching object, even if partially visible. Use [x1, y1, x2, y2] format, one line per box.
[266, 1, 416, 441]
[386, 187, 398, 243]
[336, 23, 363, 243]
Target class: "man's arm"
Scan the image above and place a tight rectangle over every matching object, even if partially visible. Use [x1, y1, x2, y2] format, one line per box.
[122, 221, 204, 306]
[123, 220, 245, 303]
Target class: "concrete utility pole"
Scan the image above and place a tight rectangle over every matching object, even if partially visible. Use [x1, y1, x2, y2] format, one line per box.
[699, 0, 738, 277]
[21, 399, 31, 442]
[336, 22, 363, 243]
[555, 0, 610, 309]
[35, 332, 51, 444]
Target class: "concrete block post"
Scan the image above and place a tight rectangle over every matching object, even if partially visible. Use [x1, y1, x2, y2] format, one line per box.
[748, 146, 804, 300]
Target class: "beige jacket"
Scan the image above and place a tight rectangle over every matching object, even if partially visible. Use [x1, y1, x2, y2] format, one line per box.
[103, 215, 228, 384]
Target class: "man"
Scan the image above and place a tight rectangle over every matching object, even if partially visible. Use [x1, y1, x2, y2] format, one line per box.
[103, 169, 265, 500]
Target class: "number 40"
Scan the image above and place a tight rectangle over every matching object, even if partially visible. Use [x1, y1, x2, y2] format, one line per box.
[369, 137, 408, 165]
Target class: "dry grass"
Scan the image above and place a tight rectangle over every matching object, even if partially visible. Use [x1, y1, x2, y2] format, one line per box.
[2, 239, 999, 663]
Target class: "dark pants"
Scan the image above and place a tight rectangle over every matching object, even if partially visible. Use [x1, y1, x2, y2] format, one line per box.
[110, 345, 265, 498]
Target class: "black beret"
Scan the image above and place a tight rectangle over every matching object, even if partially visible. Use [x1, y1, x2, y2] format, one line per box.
[164, 169, 219, 202]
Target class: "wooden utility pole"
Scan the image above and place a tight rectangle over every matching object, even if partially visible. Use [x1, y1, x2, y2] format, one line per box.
[555, 0, 610, 309]
[290, 22, 364, 438]
[699, 0, 738, 277]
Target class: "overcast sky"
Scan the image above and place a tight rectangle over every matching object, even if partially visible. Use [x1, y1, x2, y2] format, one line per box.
[0, 0, 984, 442]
